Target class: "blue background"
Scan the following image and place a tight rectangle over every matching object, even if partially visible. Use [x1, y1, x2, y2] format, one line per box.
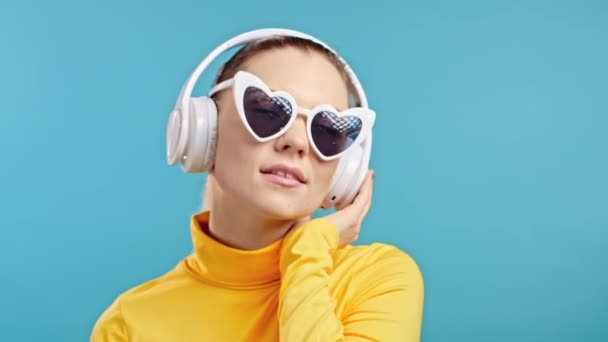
[1, 0, 606, 341]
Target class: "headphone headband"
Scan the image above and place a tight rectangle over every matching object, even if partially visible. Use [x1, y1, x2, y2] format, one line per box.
[176, 28, 368, 110]
[168, 28, 370, 167]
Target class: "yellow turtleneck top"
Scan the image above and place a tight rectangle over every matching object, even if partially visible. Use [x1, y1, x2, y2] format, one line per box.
[91, 211, 424, 341]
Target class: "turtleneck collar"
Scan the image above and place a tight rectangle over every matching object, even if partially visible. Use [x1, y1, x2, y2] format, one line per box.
[186, 211, 282, 289]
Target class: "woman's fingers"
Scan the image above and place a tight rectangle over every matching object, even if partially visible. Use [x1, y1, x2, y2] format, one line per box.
[325, 170, 374, 247]
[353, 170, 374, 212]
[340, 170, 374, 225]
[360, 196, 372, 222]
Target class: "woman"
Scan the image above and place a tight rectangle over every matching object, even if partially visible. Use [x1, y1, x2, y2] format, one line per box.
[91, 28, 424, 341]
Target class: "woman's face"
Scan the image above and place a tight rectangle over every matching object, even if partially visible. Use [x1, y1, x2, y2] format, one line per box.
[211, 47, 349, 219]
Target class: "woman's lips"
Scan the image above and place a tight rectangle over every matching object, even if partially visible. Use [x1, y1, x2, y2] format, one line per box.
[262, 167, 304, 188]
[260, 164, 307, 187]
[260, 171, 304, 188]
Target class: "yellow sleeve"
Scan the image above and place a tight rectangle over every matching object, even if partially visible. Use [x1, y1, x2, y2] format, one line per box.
[90, 299, 129, 342]
[278, 218, 424, 342]
[342, 245, 425, 341]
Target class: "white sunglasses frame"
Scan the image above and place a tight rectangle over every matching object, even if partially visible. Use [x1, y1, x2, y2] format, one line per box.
[208, 71, 376, 161]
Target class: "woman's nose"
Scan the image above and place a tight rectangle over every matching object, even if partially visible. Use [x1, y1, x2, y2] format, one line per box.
[273, 116, 309, 158]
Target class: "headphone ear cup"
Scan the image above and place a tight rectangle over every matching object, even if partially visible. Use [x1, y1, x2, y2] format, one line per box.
[181, 96, 218, 173]
[321, 145, 366, 209]
[167, 108, 186, 165]
[341, 146, 369, 206]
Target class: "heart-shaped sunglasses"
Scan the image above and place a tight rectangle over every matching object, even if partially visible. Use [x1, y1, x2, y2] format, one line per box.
[208, 71, 375, 161]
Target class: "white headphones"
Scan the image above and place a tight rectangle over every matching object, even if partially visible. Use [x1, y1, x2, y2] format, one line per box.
[166, 28, 373, 209]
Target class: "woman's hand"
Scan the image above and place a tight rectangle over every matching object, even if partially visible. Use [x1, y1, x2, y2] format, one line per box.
[287, 170, 375, 248]
[326, 170, 374, 247]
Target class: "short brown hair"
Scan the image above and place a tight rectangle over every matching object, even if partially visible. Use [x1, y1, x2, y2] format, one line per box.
[212, 36, 351, 98]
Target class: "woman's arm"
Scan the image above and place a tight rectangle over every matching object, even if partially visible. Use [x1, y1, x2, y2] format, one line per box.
[278, 218, 424, 341]
[90, 299, 128, 342]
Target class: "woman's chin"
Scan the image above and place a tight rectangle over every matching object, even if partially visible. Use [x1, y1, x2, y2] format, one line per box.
[252, 195, 313, 220]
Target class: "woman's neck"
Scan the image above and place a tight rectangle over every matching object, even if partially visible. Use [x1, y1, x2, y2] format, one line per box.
[207, 195, 296, 250]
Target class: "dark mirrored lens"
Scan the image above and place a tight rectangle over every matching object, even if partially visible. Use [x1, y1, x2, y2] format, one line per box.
[243, 87, 292, 138]
[311, 111, 362, 157]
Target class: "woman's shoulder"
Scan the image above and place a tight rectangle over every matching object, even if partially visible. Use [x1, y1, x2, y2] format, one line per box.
[91, 261, 192, 335]
[333, 242, 424, 287]
[91, 259, 198, 340]
[116, 261, 190, 300]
